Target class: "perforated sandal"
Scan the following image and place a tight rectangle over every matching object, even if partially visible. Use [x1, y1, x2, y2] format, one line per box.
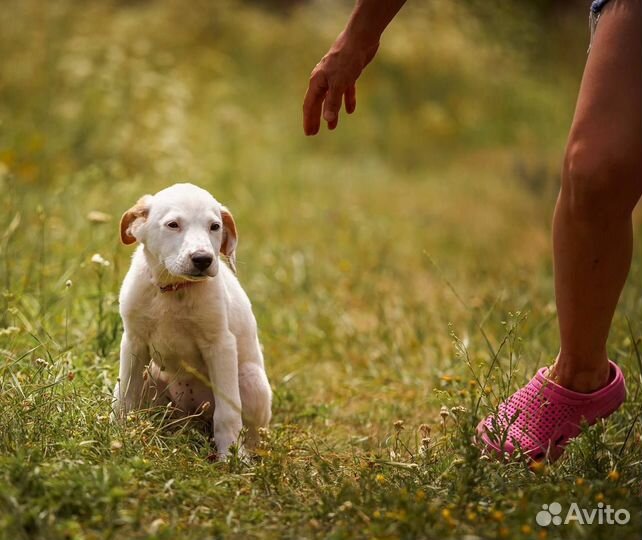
[476, 360, 626, 462]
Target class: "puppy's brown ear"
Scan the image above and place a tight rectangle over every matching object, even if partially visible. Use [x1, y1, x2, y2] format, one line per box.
[220, 206, 238, 274]
[120, 195, 152, 245]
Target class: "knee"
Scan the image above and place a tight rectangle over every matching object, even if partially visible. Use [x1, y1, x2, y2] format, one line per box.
[561, 138, 640, 220]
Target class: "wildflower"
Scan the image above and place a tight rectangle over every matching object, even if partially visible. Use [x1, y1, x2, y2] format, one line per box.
[67, 372, 75, 381]
[529, 460, 546, 474]
[415, 490, 426, 501]
[491, 510, 505, 522]
[0, 326, 20, 336]
[373, 510, 381, 519]
[419, 424, 431, 438]
[393, 419, 404, 432]
[521, 525, 533, 535]
[386, 509, 407, 521]
[439, 405, 449, 420]
[441, 508, 456, 528]
[375, 473, 385, 484]
[110, 440, 123, 451]
[148, 518, 166, 534]
[420, 437, 431, 451]
[87, 210, 112, 223]
[257, 428, 271, 450]
[595, 493, 605, 503]
[65, 279, 73, 288]
[35, 357, 49, 368]
[575, 477, 585, 486]
[466, 511, 477, 522]
[91, 253, 110, 267]
[607, 470, 620, 482]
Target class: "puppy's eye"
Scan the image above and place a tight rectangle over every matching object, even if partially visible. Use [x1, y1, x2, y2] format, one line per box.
[210, 223, 221, 232]
[166, 221, 179, 229]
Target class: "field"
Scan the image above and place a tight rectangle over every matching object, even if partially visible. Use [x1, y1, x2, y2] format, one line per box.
[1, 1, 641, 539]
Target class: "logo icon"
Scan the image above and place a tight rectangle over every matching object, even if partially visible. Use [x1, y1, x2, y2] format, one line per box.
[535, 501, 630, 527]
[536, 502, 563, 526]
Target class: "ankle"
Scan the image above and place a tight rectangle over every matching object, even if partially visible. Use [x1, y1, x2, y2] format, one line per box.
[549, 354, 611, 393]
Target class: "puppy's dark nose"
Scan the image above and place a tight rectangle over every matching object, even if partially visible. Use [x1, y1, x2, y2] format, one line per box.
[191, 252, 213, 271]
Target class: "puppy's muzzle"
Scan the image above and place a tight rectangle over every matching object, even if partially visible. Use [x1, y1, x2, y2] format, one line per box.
[191, 251, 214, 271]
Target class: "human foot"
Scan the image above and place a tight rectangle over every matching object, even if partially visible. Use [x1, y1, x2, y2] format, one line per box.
[476, 360, 626, 462]
[548, 356, 611, 393]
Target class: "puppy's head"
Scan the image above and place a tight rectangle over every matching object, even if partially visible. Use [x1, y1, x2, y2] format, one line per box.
[120, 183, 238, 279]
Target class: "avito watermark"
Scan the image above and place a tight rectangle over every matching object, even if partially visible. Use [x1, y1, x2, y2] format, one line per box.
[536, 501, 630, 527]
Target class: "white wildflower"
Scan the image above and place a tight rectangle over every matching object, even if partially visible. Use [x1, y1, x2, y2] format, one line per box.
[0, 326, 20, 336]
[87, 211, 112, 224]
[439, 405, 450, 419]
[91, 253, 110, 267]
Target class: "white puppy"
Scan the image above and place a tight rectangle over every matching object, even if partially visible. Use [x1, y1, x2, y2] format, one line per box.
[112, 183, 271, 458]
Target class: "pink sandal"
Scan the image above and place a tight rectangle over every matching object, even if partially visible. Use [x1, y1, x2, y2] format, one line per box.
[476, 360, 626, 462]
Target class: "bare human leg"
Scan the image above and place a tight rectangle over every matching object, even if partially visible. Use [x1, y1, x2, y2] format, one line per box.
[551, 0, 642, 393]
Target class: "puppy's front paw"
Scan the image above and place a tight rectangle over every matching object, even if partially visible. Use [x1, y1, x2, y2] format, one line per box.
[212, 440, 246, 462]
[213, 414, 243, 461]
[110, 401, 125, 423]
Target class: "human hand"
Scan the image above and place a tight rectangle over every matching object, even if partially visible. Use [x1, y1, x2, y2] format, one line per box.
[303, 32, 379, 135]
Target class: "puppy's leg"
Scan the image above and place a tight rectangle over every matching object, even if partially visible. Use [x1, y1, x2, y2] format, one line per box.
[201, 332, 243, 459]
[239, 361, 272, 449]
[112, 332, 149, 419]
[141, 362, 173, 408]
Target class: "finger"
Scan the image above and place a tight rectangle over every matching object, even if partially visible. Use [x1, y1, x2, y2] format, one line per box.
[323, 85, 344, 130]
[345, 85, 356, 114]
[303, 71, 328, 136]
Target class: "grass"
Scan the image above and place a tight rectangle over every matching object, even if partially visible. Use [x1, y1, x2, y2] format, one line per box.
[1, 0, 641, 538]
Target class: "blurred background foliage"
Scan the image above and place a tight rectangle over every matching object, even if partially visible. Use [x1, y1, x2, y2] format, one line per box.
[0, 0, 588, 187]
[0, 0, 597, 386]
[0, 0, 595, 408]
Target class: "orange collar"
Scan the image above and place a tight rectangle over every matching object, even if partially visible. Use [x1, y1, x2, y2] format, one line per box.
[159, 280, 200, 293]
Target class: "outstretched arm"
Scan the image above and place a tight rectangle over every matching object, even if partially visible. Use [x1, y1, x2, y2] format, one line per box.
[302, 0, 406, 136]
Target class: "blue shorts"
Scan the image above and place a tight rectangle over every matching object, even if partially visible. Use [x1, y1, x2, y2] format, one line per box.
[591, 0, 612, 14]
[589, 0, 613, 51]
